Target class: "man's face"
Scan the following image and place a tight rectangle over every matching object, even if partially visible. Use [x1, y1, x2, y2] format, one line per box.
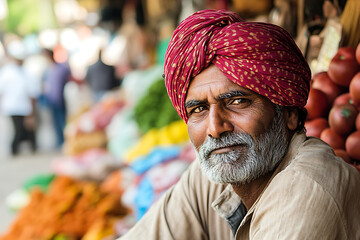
[185, 65, 290, 184]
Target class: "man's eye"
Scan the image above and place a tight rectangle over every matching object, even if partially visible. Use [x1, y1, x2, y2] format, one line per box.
[190, 106, 206, 114]
[229, 98, 249, 105]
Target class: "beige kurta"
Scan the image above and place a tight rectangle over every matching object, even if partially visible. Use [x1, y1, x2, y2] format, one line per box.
[119, 132, 360, 239]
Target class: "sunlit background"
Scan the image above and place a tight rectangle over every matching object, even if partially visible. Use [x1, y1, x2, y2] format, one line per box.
[0, 0, 121, 79]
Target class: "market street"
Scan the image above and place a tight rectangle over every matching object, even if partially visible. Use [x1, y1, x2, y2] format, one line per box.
[0, 113, 61, 234]
[0, 152, 57, 233]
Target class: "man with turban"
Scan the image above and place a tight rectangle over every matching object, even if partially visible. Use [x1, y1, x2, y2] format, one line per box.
[119, 10, 360, 239]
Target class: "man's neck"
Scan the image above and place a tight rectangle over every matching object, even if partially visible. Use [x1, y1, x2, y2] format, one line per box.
[231, 171, 274, 210]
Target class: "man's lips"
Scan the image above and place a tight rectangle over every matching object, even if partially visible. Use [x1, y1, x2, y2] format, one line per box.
[210, 144, 244, 155]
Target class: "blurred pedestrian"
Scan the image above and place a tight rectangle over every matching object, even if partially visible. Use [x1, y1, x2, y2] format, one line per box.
[42, 48, 70, 148]
[0, 41, 40, 155]
[85, 48, 121, 103]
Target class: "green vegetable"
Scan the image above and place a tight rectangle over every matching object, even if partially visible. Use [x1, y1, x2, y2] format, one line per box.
[134, 79, 180, 134]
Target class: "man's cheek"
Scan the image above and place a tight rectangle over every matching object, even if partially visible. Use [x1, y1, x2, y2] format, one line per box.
[187, 127, 204, 150]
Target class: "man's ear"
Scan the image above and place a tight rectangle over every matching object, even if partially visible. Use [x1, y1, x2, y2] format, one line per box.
[284, 107, 299, 131]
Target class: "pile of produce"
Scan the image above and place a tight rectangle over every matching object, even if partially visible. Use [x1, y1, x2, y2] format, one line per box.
[133, 79, 181, 134]
[305, 43, 360, 171]
[0, 175, 129, 240]
[125, 120, 189, 163]
[64, 93, 125, 155]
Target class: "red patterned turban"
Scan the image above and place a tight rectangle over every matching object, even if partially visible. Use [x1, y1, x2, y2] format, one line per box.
[164, 9, 311, 122]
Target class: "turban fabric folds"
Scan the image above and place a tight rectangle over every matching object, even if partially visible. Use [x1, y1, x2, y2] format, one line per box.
[164, 9, 311, 122]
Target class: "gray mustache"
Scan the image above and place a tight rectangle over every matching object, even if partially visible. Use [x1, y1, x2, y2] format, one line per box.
[199, 132, 254, 158]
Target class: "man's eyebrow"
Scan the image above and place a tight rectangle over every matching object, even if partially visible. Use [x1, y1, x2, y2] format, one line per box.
[217, 90, 249, 100]
[185, 90, 250, 109]
[185, 100, 203, 109]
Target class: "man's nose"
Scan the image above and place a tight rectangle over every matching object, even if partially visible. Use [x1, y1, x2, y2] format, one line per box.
[207, 105, 234, 138]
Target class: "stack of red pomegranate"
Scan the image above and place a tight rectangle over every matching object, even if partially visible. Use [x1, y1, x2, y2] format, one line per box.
[305, 43, 360, 171]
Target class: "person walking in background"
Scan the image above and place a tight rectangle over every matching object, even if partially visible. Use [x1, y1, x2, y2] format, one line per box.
[85, 48, 121, 103]
[0, 41, 40, 156]
[42, 48, 70, 148]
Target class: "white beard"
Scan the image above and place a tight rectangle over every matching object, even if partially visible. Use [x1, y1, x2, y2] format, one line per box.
[196, 107, 289, 185]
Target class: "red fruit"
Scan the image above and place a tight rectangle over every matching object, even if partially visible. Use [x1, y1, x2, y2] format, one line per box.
[349, 72, 360, 105]
[311, 71, 346, 104]
[328, 47, 360, 87]
[333, 149, 352, 164]
[320, 128, 346, 149]
[356, 42, 360, 64]
[305, 118, 329, 138]
[305, 88, 329, 120]
[328, 103, 358, 136]
[333, 92, 354, 106]
[356, 113, 360, 130]
[345, 130, 360, 161]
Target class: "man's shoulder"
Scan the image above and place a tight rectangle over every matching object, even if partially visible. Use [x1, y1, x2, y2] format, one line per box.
[282, 136, 358, 183]
[251, 136, 360, 238]
[265, 135, 360, 217]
